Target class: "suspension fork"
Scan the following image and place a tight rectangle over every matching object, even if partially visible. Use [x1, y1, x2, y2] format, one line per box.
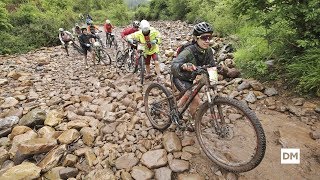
[205, 85, 222, 134]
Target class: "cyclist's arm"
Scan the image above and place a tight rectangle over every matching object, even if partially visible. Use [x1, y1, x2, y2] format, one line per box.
[58, 33, 64, 44]
[172, 49, 193, 72]
[65, 31, 74, 39]
[154, 30, 162, 44]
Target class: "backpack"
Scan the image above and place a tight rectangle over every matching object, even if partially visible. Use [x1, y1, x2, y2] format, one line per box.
[174, 41, 195, 58]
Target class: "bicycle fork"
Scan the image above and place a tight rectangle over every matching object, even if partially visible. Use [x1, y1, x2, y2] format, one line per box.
[205, 87, 222, 135]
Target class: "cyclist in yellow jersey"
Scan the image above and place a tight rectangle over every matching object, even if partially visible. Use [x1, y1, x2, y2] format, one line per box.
[126, 20, 162, 81]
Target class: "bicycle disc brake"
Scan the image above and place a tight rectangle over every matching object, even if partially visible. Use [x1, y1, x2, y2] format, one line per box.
[219, 124, 234, 140]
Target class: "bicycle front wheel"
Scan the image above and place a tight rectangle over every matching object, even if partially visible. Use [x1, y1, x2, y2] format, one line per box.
[116, 50, 124, 68]
[139, 56, 145, 84]
[124, 51, 135, 73]
[144, 83, 173, 130]
[195, 97, 266, 173]
[99, 49, 111, 65]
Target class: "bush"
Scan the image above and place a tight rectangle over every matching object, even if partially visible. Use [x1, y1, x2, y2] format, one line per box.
[233, 25, 271, 78]
[287, 48, 320, 95]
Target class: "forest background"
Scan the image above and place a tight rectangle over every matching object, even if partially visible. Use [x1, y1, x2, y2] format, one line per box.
[0, 0, 319, 96]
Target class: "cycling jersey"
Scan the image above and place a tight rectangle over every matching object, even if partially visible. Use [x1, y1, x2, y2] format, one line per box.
[79, 33, 95, 47]
[126, 27, 161, 55]
[171, 43, 216, 82]
[121, 27, 138, 38]
[87, 25, 99, 34]
[104, 24, 113, 33]
[59, 31, 73, 44]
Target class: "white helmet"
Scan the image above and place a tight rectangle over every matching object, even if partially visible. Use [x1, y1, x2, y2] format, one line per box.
[59, 28, 64, 32]
[106, 19, 110, 24]
[140, 20, 150, 30]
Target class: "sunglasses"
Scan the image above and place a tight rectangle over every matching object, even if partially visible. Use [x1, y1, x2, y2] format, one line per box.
[197, 35, 213, 41]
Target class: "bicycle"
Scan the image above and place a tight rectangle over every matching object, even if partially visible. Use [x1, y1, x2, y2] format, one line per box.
[92, 41, 111, 66]
[144, 65, 266, 173]
[133, 42, 146, 85]
[106, 32, 118, 49]
[68, 40, 84, 55]
[115, 42, 136, 73]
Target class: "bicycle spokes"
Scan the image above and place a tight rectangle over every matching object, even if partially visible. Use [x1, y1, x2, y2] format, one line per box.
[197, 101, 259, 167]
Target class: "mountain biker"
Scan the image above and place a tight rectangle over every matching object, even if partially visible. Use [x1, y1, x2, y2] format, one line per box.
[121, 21, 140, 39]
[58, 28, 74, 56]
[171, 22, 216, 120]
[87, 20, 104, 46]
[73, 23, 82, 37]
[104, 19, 114, 43]
[87, 20, 100, 34]
[86, 14, 93, 25]
[121, 21, 140, 49]
[78, 27, 96, 69]
[126, 20, 162, 81]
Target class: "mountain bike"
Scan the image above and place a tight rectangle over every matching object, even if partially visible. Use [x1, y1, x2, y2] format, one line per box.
[133, 42, 145, 85]
[68, 40, 84, 55]
[106, 32, 118, 49]
[92, 41, 111, 66]
[115, 42, 136, 73]
[144, 65, 266, 173]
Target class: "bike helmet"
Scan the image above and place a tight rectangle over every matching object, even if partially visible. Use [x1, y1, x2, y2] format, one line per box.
[193, 22, 213, 36]
[81, 26, 87, 32]
[75, 23, 79, 27]
[140, 20, 150, 36]
[106, 19, 110, 24]
[133, 21, 140, 28]
[59, 28, 64, 32]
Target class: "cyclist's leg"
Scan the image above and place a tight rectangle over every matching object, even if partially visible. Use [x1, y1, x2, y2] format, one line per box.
[89, 47, 96, 65]
[152, 53, 161, 77]
[63, 41, 69, 56]
[145, 55, 151, 78]
[82, 46, 89, 68]
[172, 78, 199, 118]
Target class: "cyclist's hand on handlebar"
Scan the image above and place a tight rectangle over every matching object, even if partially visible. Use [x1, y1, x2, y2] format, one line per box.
[127, 39, 134, 44]
[150, 39, 157, 44]
[182, 63, 196, 72]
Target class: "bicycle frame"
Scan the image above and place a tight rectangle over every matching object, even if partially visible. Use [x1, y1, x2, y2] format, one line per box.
[169, 69, 223, 133]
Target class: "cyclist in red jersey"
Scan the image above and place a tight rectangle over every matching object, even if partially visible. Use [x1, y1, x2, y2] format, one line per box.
[104, 19, 114, 43]
[120, 21, 140, 49]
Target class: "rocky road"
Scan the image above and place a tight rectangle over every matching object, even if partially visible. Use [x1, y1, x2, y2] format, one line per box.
[0, 21, 319, 180]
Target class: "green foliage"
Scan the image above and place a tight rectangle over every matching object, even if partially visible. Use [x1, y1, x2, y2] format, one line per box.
[234, 25, 270, 78]
[1, 0, 132, 55]
[0, 2, 12, 30]
[287, 48, 320, 95]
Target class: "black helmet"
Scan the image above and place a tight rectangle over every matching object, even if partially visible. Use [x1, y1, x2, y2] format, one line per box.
[193, 22, 213, 36]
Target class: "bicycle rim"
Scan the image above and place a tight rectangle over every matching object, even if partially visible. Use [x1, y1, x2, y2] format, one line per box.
[144, 83, 173, 130]
[195, 97, 266, 173]
[125, 52, 135, 73]
[116, 50, 124, 68]
[99, 50, 111, 65]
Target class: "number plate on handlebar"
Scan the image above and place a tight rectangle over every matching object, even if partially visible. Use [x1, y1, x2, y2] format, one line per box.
[207, 67, 218, 82]
[137, 44, 145, 51]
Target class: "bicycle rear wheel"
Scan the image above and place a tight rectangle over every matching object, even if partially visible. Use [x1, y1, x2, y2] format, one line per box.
[144, 83, 173, 130]
[195, 97, 266, 173]
[99, 49, 111, 65]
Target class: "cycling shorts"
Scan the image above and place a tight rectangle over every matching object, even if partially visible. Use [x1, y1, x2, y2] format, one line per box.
[144, 53, 159, 65]
[172, 77, 193, 92]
